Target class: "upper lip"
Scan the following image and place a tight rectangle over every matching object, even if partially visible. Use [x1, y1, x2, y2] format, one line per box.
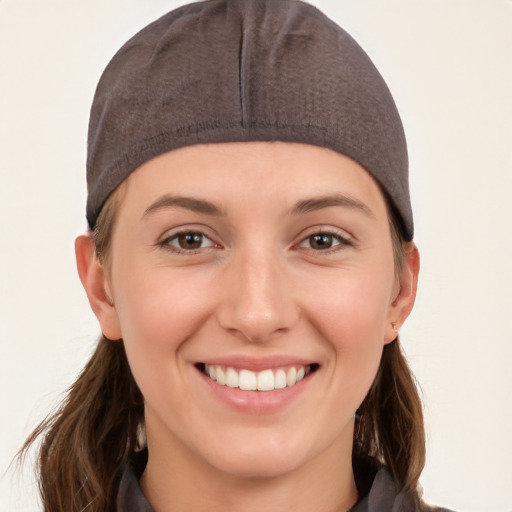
[198, 355, 317, 372]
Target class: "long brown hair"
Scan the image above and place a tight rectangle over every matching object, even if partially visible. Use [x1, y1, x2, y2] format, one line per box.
[354, 207, 426, 498]
[21, 191, 426, 511]
[20, 194, 145, 512]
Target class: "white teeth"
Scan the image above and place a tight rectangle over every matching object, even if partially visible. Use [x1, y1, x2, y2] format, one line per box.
[286, 367, 297, 387]
[203, 364, 313, 391]
[239, 369, 257, 390]
[257, 369, 274, 391]
[274, 369, 287, 389]
[216, 366, 226, 385]
[225, 367, 239, 388]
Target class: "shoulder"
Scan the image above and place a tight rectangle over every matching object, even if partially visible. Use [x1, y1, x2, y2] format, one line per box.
[351, 459, 457, 512]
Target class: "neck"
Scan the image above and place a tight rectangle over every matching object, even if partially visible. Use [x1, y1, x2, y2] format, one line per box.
[140, 423, 358, 512]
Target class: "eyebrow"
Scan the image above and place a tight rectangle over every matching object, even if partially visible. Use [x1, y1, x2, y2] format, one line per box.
[289, 194, 374, 217]
[142, 193, 373, 219]
[142, 194, 224, 218]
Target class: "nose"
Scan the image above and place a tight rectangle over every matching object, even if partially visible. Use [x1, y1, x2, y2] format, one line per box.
[216, 246, 300, 343]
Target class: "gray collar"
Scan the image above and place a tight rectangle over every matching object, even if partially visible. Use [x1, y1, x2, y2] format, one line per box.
[116, 450, 451, 512]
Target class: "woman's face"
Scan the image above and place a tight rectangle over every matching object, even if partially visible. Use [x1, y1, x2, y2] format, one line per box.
[97, 142, 416, 478]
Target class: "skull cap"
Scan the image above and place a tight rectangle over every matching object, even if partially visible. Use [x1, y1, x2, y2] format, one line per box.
[86, 0, 413, 240]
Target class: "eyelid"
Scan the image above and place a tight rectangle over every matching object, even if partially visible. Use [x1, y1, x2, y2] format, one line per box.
[157, 225, 222, 254]
[168, 232, 214, 248]
[293, 226, 355, 252]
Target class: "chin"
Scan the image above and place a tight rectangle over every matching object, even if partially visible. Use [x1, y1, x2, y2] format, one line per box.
[209, 447, 306, 480]
[194, 425, 327, 480]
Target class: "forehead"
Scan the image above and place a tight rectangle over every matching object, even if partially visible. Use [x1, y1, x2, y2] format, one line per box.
[121, 141, 388, 214]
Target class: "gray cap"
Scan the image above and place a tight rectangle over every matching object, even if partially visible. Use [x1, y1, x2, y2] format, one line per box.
[86, 0, 413, 240]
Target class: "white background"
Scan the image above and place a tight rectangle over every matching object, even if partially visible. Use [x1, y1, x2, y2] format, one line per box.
[1, 1, 511, 511]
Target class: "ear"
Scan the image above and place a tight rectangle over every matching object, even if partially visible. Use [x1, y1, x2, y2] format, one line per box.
[384, 242, 420, 344]
[75, 234, 122, 340]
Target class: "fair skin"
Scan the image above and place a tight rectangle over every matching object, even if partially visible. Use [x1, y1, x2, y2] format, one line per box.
[76, 142, 419, 512]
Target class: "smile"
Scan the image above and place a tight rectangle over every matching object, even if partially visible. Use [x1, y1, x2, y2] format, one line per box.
[198, 363, 319, 391]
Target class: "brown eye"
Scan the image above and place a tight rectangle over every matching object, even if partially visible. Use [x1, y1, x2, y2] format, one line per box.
[308, 234, 336, 250]
[178, 233, 203, 249]
[299, 232, 350, 251]
[166, 232, 214, 251]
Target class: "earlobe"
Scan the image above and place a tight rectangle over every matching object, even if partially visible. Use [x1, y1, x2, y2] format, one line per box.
[385, 242, 420, 344]
[75, 234, 122, 341]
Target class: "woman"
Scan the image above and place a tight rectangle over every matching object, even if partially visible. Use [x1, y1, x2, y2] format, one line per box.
[23, 1, 453, 511]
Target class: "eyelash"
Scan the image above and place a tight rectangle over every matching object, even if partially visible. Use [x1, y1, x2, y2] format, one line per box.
[158, 228, 354, 255]
[296, 229, 354, 253]
[159, 231, 218, 254]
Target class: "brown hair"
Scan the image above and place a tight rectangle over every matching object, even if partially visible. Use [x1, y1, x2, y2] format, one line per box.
[353, 202, 426, 498]
[20, 194, 145, 512]
[21, 191, 425, 511]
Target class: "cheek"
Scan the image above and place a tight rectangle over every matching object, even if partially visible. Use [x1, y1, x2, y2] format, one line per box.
[111, 265, 216, 381]
[304, 265, 393, 344]
[301, 266, 394, 397]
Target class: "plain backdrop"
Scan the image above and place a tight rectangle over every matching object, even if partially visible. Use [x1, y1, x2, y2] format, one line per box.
[1, 1, 511, 511]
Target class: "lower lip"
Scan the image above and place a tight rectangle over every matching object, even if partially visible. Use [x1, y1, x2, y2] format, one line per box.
[198, 369, 315, 414]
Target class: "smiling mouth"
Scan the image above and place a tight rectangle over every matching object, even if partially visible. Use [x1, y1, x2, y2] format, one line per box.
[195, 363, 319, 391]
